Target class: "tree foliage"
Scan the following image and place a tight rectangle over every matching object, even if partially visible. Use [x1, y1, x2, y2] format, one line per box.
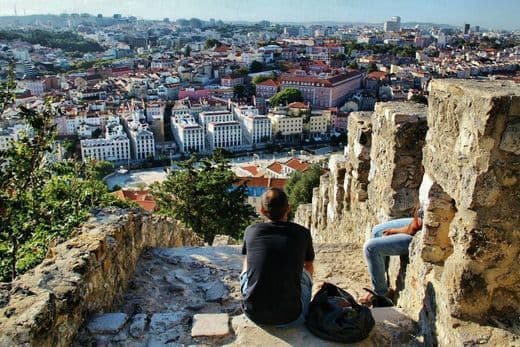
[0, 29, 104, 53]
[249, 60, 264, 73]
[285, 164, 323, 217]
[252, 72, 277, 85]
[269, 88, 304, 107]
[0, 71, 127, 282]
[204, 39, 221, 49]
[150, 151, 256, 243]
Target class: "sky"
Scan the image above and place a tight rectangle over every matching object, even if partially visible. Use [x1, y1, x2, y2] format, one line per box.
[1, 0, 519, 30]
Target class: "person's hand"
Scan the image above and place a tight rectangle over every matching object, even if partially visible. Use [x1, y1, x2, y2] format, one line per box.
[383, 228, 400, 236]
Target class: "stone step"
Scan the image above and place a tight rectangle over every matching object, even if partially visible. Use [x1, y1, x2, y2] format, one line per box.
[228, 307, 417, 346]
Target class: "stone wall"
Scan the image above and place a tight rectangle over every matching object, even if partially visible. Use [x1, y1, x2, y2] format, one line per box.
[297, 103, 427, 245]
[392, 80, 520, 345]
[296, 79, 520, 345]
[0, 208, 203, 347]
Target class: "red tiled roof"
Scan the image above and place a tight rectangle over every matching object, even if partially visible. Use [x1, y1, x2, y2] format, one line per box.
[237, 177, 287, 189]
[367, 71, 388, 80]
[266, 161, 284, 174]
[241, 165, 260, 176]
[288, 101, 309, 109]
[112, 189, 156, 212]
[256, 79, 279, 87]
[214, 45, 230, 53]
[285, 158, 310, 172]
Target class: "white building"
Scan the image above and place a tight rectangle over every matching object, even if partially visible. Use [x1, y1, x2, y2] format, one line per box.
[127, 111, 155, 160]
[80, 117, 130, 162]
[199, 110, 234, 133]
[18, 79, 45, 96]
[232, 105, 271, 145]
[207, 121, 243, 151]
[0, 124, 32, 151]
[145, 102, 165, 123]
[384, 16, 401, 32]
[268, 113, 303, 137]
[66, 115, 103, 137]
[171, 114, 205, 153]
[309, 113, 329, 134]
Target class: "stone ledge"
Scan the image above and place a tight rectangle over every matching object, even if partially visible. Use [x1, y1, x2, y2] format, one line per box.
[227, 308, 417, 346]
[0, 208, 203, 347]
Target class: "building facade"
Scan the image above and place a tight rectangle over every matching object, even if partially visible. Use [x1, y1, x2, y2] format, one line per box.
[207, 121, 243, 151]
[280, 71, 362, 108]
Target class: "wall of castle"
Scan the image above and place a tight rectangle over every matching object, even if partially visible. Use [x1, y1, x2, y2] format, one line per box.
[296, 79, 520, 345]
[0, 208, 203, 347]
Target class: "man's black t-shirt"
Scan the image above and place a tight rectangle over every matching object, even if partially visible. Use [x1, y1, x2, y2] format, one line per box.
[241, 221, 315, 325]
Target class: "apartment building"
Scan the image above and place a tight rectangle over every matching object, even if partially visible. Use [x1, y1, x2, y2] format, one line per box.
[171, 113, 205, 153]
[280, 70, 362, 108]
[80, 117, 130, 162]
[207, 121, 242, 151]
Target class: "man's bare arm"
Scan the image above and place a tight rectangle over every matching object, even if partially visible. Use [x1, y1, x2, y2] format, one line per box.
[304, 261, 314, 277]
[242, 256, 248, 273]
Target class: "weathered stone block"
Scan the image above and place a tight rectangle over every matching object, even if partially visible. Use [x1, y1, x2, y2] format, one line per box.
[86, 313, 128, 334]
[149, 312, 186, 334]
[191, 313, 230, 337]
[129, 313, 147, 338]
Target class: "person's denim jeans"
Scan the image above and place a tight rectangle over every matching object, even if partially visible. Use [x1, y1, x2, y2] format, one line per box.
[363, 218, 413, 296]
[240, 269, 313, 327]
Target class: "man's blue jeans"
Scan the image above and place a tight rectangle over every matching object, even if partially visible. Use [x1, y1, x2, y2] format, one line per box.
[240, 269, 313, 326]
[363, 218, 413, 296]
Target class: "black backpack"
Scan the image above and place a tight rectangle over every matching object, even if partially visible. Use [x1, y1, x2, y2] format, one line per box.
[305, 282, 375, 343]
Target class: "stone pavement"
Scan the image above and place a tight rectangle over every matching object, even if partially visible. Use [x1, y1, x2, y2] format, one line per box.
[74, 244, 418, 346]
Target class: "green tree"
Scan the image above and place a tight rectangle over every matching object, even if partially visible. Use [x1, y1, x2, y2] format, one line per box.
[348, 61, 359, 70]
[249, 60, 264, 73]
[367, 62, 378, 73]
[285, 164, 322, 216]
[0, 97, 57, 280]
[233, 84, 245, 99]
[184, 45, 191, 57]
[204, 39, 221, 49]
[269, 88, 304, 107]
[150, 152, 256, 243]
[252, 72, 277, 85]
[0, 71, 128, 281]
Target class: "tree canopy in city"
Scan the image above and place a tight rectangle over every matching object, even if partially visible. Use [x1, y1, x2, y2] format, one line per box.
[150, 151, 256, 243]
[0, 29, 104, 53]
[0, 71, 128, 282]
[285, 164, 323, 217]
[269, 88, 304, 107]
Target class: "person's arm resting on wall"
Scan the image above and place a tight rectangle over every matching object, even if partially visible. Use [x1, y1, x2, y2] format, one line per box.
[383, 216, 422, 236]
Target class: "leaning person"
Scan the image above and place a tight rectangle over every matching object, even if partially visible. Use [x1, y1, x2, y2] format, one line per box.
[360, 206, 423, 306]
[240, 188, 315, 325]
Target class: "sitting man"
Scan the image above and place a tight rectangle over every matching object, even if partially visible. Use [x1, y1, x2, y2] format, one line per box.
[360, 209, 422, 306]
[240, 188, 315, 325]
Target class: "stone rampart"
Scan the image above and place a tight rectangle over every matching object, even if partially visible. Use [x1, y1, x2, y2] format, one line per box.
[295, 79, 520, 345]
[0, 208, 203, 347]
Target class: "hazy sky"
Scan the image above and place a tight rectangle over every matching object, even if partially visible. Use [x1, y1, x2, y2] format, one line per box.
[1, 0, 519, 30]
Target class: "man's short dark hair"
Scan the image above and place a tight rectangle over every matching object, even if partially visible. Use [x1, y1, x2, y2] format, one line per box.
[261, 188, 289, 221]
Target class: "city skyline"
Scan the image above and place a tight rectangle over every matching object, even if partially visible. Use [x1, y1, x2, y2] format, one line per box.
[1, 0, 519, 31]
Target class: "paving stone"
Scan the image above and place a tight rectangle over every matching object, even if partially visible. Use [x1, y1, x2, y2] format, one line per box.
[111, 330, 128, 342]
[204, 282, 228, 302]
[87, 313, 128, 334]
[149, 312, 186, 334]
[173, 269, 193, 284]
[129, 313, 147, 338]
[191, 313, 230, 337]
